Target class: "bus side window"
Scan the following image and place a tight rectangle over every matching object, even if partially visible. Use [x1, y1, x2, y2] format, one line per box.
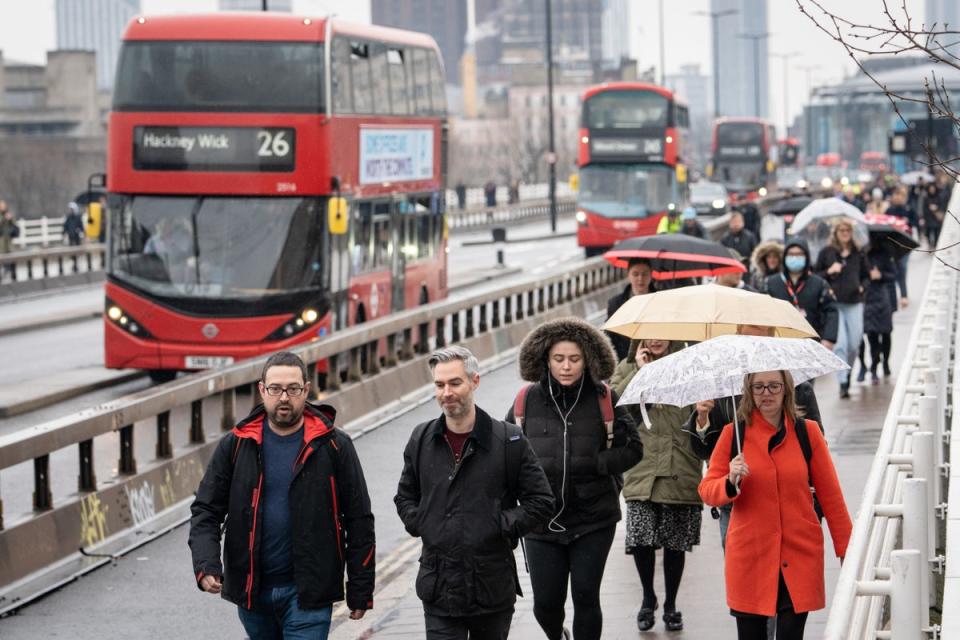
[370, 43, 389, 115]
[387, 48, 409, 115]
[332, 37, 354, 113]
[411, 48, 432, 115]
[404, 48, 417, 116]
[350, 41, 373, 114]
[351, 201, 373, 272]
[417, 212, 432, 259]
[373, 203, 392, 269]
[427, 51, 446, 115]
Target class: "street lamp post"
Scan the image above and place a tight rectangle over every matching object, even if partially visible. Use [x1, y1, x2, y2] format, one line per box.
[772, 52, 799, 134]
[738, 32, 770, 118]
[693, 9, 738, 119]
[545, 0, 558, 232]
[261, 0, 268, 10]
[659, 0, 666, 86]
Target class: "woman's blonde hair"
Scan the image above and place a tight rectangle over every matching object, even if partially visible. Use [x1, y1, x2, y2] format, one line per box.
[736, 369, 804, 425]
[828, 219, 860, 252]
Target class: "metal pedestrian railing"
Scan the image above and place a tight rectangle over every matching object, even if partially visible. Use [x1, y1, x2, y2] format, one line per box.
[0, 255, 620, 612]
[825, 183, 960, 640]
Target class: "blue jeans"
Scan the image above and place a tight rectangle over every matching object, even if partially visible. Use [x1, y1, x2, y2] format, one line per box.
[834, 302, 864, 385]
[237, 584, 332, 640]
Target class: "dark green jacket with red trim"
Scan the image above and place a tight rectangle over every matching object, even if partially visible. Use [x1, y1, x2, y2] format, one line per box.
[188, 403, 375, 612]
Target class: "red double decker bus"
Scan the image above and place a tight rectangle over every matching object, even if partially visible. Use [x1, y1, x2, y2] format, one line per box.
[575, 82, 690, 256]
[105, 14, 448, 380]
[710, 117, 777, 202]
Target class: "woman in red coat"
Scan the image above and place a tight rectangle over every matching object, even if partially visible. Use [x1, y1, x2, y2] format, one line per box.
[699, 369, 852, 639]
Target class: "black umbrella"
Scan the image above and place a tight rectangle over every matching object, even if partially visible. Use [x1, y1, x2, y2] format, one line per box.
[868, 224, 919, 261]
[604, 234, 746, 280]
[769, 196, 814, 216]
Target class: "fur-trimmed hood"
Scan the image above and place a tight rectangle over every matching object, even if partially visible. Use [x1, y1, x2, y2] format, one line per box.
[518, 317, 617, 383]
[751, 240, 784, 275]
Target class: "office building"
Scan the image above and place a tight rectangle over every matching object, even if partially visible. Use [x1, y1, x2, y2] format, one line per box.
[219, 0, 293, 10]
[55, 0, 140, 90]
[711, 0, 769, 118]
[371, 0, 468, 84]
[927, 0, 960, 29]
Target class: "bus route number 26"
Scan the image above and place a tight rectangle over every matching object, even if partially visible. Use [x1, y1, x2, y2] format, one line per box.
[257, 130, 291, 157]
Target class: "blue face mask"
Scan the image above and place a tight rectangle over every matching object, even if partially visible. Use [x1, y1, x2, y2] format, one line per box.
[785, 255, 807, 273]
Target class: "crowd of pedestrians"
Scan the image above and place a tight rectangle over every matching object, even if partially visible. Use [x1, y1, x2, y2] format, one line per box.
[184, 171, 944, 640]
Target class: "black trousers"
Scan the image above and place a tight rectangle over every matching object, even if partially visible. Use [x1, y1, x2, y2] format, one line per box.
[424, 609, 513, 640]
[524, 525, 616, 640]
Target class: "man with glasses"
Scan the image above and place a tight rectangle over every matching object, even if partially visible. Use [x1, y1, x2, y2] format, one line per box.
[189, 351, 375, 639]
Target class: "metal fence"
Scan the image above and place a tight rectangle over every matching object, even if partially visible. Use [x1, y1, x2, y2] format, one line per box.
[824, 184, 960, 640]
[0, 255, 620, 611]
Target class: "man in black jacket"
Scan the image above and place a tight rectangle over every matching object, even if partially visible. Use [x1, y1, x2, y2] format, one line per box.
[189, 351, 375, 639]
[606, 258, 655, 361]
[766, 238, 838, 349]
[395, 346, 553, 639]
[720, 211, 758, 270]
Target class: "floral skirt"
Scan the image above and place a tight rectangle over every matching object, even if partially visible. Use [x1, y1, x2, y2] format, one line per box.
[624, 500, 702, 553]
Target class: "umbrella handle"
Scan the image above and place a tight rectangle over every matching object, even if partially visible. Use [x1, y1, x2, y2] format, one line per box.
[640, 401, 653, 430]
[732, 395, 742, 455]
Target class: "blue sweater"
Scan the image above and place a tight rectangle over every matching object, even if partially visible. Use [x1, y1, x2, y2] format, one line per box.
[260, 423, 303, 588]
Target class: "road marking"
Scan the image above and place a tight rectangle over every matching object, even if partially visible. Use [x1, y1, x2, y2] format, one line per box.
[331, 536, 421, 621]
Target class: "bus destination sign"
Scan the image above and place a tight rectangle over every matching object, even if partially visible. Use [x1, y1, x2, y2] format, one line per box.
[359, 128, 434, 184]
[717, 145, 763, 159]
[134, 126, 296, 172]
[591, 137, 663, 162]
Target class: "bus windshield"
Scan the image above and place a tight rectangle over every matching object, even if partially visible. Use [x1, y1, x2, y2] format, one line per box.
[717, 123, 764, 147]
[113, 41, 324, 112]
[579, 165, 676, 218]
[714, 162, 764, 191]
[584, 91, 670, 129]
[110, 196, 325, 299]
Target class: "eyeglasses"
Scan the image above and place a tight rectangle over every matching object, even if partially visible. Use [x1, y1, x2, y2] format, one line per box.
[263, 384, 305, 397]
[750, 382, 784, 395]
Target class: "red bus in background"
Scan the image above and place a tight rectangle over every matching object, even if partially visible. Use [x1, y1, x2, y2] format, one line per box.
[778, 137, 801, 167]
[710, 117, 777, 202]
[575, 82, 690, 256]
[105, 14, 448, 381]
[859, 151, 888, 174]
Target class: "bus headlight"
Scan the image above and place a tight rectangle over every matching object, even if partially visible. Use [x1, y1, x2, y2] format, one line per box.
[105, 298, 153, 338]
[667, 203, 676, 211]
[575, 210, 587, 224]
[301, 308, 319, 324]
[712, 199, 725, 209]
[840, 176, 850, 186]
[821, 177, 833, 189]
[797, 179, 808, 189]
[758, 187, 768, 197]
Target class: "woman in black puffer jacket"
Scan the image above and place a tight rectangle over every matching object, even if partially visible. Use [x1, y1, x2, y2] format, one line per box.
[506, 317, 643, 640]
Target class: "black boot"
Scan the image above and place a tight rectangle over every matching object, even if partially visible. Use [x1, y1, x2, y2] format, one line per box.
[840, 381, 851, 399]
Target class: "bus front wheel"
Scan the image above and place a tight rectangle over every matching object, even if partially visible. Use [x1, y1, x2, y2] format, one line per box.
[148, 369, 177, 384]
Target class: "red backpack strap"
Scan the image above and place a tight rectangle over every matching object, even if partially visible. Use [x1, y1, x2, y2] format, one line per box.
[512, 384, 533, 430]
[599, 382, 615, 449]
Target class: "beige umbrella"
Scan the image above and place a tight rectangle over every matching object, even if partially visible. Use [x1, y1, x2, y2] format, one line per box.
[602, 283, 818, 342]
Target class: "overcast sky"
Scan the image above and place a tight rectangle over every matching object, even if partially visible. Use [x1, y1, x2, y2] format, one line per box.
[0, 0, 928, 131]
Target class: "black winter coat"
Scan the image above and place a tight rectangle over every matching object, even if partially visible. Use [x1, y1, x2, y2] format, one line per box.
[815, 245, 870, 304]
[687, 383, 823, 461]
[394, 408, 554, 617]
[864, 246, 898, 334]
[505, 376, 643, 543]
[189, 404, 375, 611]
[766, 272, 839, 343]
[606, 284, 654, 361]
[721, 228, 759, 267]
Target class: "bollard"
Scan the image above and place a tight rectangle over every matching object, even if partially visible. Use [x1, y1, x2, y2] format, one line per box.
[910, 431, 937, 556]
[889, 550, 924, 640]
[901, 478, 930, 627]
[492, 226, 506, 268]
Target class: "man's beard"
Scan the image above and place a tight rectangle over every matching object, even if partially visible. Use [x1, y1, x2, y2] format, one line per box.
[268, 403, 303, 429]
[441, 399, 468, 418]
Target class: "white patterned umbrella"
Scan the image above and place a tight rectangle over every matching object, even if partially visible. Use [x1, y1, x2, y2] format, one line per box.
[618, 335, 848, 452]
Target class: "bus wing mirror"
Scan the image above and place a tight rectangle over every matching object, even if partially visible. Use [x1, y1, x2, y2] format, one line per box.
[568, 173, 579, 192]
[675, 163, 687, 184]
[328, 197, 348, 235]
